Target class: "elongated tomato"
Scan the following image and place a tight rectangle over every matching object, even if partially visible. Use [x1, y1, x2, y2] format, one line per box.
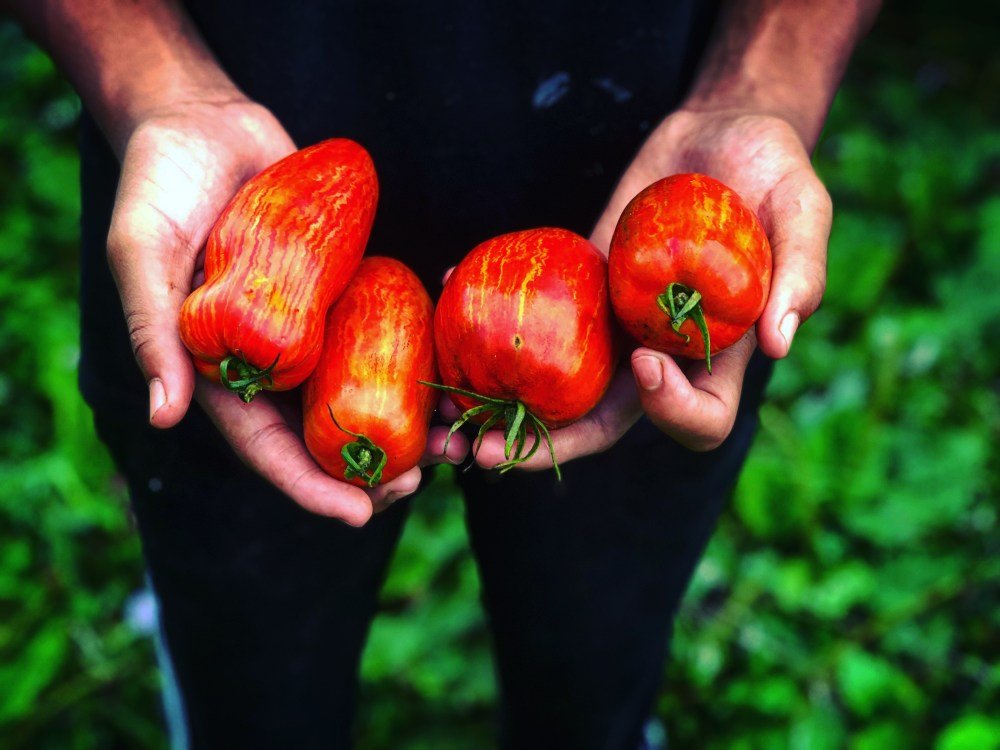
[179, 138, 377, 402]
[303, 257, 436, 487]
[609, 173, 771, 372]
[429, 227, 616, 478]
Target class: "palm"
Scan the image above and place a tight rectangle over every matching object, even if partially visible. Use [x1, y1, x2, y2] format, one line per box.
[473, 109, 832, 468]
[112, 101, 296, 305]
[591, 112, 813, 252]
[108, 101, 448, 521]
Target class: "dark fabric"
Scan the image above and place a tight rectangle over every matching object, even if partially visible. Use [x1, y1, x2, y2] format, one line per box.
[92, 351, 770, 750]
[458, 354, 772, 750]
[93, 403, 412, 750]
[74, 2, 777, 748]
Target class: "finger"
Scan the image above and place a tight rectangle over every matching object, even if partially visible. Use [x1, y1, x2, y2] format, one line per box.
[107, 148, 216, 428]
[472, 367, 642, 471]
[107, 220, 196, 429]
[368, 466, 422, 514]
[441, 266, 455, 286]
[197, 381, 373, 526]
[369, 422, 472, 513]
[421, 425, 470, 467]
[437, 394, 463, 422]
[756, 170, 833, 358]
[632, 330, 756, 451]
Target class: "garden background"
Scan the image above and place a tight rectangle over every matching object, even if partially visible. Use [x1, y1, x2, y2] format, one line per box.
[1, 2, 997, 748]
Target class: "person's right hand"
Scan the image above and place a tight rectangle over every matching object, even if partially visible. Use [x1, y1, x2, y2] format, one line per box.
[107, 98, 468, 525]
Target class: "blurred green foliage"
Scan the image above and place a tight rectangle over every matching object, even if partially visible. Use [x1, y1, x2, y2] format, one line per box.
[0, 2, 997, 748]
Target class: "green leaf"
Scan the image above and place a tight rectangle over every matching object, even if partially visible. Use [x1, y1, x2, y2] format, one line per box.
[935, 715, 1000, 750]
[789, 705, 845, 750]
[836, 648, 922, 718]
[0, 619, 69, 722]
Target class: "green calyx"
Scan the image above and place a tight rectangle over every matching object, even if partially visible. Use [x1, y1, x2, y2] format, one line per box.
[656, 282, 713, 374]
[418, 381, 561, 481]
[327, 406, 387, 488]
[219, 353, 280, 403]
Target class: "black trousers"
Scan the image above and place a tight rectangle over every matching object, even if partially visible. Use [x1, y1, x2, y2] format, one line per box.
[91, 351, 771, 750]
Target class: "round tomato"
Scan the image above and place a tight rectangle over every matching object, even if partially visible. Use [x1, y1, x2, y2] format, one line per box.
[608, 173, 771, 372]
[429, 227, 617, 478]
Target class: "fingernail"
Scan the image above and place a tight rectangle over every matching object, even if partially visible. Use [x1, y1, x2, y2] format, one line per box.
[779, 313, 800, 352]
[633, 355, 663, 391]
[148, 378, 166, 423]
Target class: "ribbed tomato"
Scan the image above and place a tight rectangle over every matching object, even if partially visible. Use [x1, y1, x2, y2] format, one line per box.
[429, 227, 617, 478]
[303, 257, 437, 487]
[179, 138, 377, 402]
[608, 173, 771, 372]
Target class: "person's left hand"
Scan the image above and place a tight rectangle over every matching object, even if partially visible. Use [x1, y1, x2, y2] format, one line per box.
[468, 108, 832, 468]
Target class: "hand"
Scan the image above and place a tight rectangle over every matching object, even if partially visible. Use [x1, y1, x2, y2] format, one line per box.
[107, 98, 467, 523]
[470, 109, 832, 469]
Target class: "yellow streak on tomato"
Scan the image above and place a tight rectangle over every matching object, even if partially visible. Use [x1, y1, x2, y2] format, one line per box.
[516, 238, 548, 329]
[472, 248, 491, 324]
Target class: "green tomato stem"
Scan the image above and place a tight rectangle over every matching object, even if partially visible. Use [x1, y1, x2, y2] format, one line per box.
[327, 406, 387, 487]
[656, 282, 712, 374]
[219, 353, 281, 403]
[418, 381, 562, 480]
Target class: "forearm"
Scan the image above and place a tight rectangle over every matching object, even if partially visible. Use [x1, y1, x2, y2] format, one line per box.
[684, 0, 881, 149]
[3, 0, 241, 156]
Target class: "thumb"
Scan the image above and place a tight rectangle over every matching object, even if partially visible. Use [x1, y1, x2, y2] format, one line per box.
[756, 170, 833, 358]
[106, 209, 197, 429]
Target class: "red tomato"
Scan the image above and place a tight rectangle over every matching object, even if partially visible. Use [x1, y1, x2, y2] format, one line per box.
[179, 138, 377, 402]
[430, 227, 617, 478]
[608, 173, 771, 372]
[303, 257, 437, 487]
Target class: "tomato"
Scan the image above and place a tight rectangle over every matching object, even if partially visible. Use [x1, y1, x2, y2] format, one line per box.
[608, 173, 771, 372]
[303, 257, 437, 487]
[428, 227, 617, 478]
[179, 138, 377, 402]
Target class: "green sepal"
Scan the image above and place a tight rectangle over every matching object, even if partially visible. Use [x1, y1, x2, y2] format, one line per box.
[219, 353, 281, 403]
[656, 282, 713, 374]
[327, 405, 388, 488]
[419, 380, 562, 480]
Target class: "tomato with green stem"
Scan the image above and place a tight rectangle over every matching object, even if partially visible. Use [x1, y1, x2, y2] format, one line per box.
[179, 138, 377, 402]
[303, 257, 437, 487]
[426, 227, 617, 479]
[608, 173, 771, 373]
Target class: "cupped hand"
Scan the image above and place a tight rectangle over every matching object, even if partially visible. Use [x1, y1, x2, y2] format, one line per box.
[471, 109, 832, 469]
[107, 98, 466, 522]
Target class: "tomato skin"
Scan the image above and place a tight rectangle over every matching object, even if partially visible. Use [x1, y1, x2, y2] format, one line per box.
[303, 257, 437, 487]
[434, 227, 616, 429]
[608, 173, 771, 360]
[178, 138, 377, 396]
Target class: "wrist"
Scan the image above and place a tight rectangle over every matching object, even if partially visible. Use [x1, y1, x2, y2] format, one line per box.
[682, 0, 880, 151]
[112, 83, 249, 156]
[681, 83, 821, 152]
[8, 0, 246, 158]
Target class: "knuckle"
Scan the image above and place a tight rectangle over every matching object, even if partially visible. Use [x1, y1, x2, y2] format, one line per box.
[236, 421, 287, 464]
[692, 415, 736, 452]
[285, 464, 322, 500]
[812, 180, 834, 218]
[695, 428, 729, 452]
[589, 409, 624, 451]
[124, 309, 157, 363]
[105, 227, 131, 267]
